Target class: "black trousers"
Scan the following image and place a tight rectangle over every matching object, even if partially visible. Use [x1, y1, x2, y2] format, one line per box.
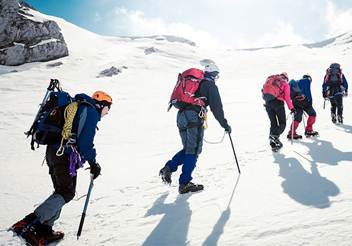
[266, 99, 286, 136]
[330, 94, 343, 116]
[293, 98, 316, 122]
[46, 146, 76, 203]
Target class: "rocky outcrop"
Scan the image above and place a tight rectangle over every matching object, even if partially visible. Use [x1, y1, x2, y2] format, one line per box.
[0, 0, 68, 66]
[97, 66, 128, 78]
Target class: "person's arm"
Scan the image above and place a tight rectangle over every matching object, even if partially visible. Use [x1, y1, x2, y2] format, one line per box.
[206, 82, 229, 129]
[283, 83, 294, 109]
[77, 106, 100, 163]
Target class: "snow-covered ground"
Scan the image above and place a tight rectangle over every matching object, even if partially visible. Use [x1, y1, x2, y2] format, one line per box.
[1, 8, 352, 246]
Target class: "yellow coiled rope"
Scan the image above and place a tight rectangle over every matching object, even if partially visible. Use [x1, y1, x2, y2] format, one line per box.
[57, 101, 79, 154]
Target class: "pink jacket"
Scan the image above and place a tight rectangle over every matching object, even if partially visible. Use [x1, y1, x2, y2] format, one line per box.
[277, 81, 294, 109]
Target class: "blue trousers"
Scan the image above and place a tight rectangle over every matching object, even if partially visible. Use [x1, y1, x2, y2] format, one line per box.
[166, 109, 204, 184]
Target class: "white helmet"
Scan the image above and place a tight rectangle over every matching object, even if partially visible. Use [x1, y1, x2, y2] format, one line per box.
[204, 64, 220, 73]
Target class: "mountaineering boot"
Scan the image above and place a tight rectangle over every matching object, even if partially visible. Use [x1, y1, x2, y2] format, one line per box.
[305, 130, 319, 137]
[10, 220, 40, 246]
[269, 135, 283, 152]
[9, 213, 64, 246]
[337, 115, 343, 124]
[287, 133, 302, 140]
[9, 213, 42, 245]
[159, 165, 172, 185]
[179, 182, 204, 194]
[46, 230, 65, 244]
[331, 114, 336, 123]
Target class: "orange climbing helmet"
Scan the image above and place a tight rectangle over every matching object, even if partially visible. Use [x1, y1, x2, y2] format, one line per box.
[92, 91, 113, 106]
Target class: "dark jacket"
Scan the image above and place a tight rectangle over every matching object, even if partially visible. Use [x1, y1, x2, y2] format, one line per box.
[195, 75, 229, 129]
[50, 94, 101, 164]
[322, 74, 348, 97]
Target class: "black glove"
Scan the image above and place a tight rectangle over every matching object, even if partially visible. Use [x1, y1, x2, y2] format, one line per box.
[225, 125, 232, 134]
[89, 162, 101, 179]
[290, 108, 296, 115]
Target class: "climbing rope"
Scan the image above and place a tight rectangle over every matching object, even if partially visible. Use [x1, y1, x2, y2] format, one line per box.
[56, 101, 79, 155]
[203, 131, 226, 144]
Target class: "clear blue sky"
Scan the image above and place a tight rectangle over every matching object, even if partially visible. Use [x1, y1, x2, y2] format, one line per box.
[23, 0, 352, 49]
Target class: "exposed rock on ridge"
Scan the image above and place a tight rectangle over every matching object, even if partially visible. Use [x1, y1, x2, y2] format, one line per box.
[0, 0, 68, 66]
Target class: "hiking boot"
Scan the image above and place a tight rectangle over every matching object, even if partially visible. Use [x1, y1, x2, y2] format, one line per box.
[179, 182, 204, 194]
[159, 165, 172, 185]
[337, 115, 343, 124]
[331, 114, 336, 123]
[46, 230, 65, 244]
[305, 130, 319, 137]
[10, 221, 39, 246]
[287, 133, 302, 140]
[271, 146, 280, 153]
[269, 135, 283, 148]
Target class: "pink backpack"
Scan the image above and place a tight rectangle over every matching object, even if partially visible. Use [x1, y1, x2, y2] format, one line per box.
[262, 75, 285, 102]
[169, 68, 205, 110]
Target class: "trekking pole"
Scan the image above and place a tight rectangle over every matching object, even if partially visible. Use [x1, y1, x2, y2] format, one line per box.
[291, 114, 294, 145]
[77, 175, 94, 240]
[228, 132, 241, 174]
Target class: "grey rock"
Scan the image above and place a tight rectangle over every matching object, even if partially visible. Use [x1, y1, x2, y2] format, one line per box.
[98, 66, 122, 77]
[0, 0, 68, 66]
[46, 61, 63, 67]
[145, 47, 156, 55]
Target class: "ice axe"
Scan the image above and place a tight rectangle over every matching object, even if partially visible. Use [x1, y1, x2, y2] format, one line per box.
[228, 132, 241, 174]
[77, 175, 94, 240]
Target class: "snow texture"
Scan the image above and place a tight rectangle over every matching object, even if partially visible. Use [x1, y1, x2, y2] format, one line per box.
[1, 9, 352, 246]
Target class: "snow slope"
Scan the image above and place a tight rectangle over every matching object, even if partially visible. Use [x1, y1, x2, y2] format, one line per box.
[0, 9, 352, 246]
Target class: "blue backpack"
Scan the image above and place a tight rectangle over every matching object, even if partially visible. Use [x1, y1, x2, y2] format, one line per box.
[25, 79, 93, 150]
[289, 79, 302, 99]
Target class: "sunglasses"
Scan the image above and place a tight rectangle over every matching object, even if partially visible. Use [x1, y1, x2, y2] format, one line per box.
[100, 102, 111, 110]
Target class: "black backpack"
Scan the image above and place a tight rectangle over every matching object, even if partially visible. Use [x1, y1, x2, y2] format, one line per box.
[324, 63, 343, 87]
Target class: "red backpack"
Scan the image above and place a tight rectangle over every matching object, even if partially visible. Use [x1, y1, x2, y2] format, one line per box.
[168, 68, 205, 110]
[262, 75, 284, 102]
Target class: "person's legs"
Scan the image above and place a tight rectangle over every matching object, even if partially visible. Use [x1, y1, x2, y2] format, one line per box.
[330, 96, 337, 119]
[165, 149, 186, 171]
[335, 94, 343, 122]
[11, 146, 70, 244]
[288, 105, 302, 135]
[266, 100, 286, 136]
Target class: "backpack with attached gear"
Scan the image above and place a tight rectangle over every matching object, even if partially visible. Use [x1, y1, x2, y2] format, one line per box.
[324, 63, 343, 86]
[289, 79, 302, 99]
[25, 79, 92, 151]
[262, 75, 285, 102]
[324, 63, 344, 97]
[168, 68, 205, 111]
